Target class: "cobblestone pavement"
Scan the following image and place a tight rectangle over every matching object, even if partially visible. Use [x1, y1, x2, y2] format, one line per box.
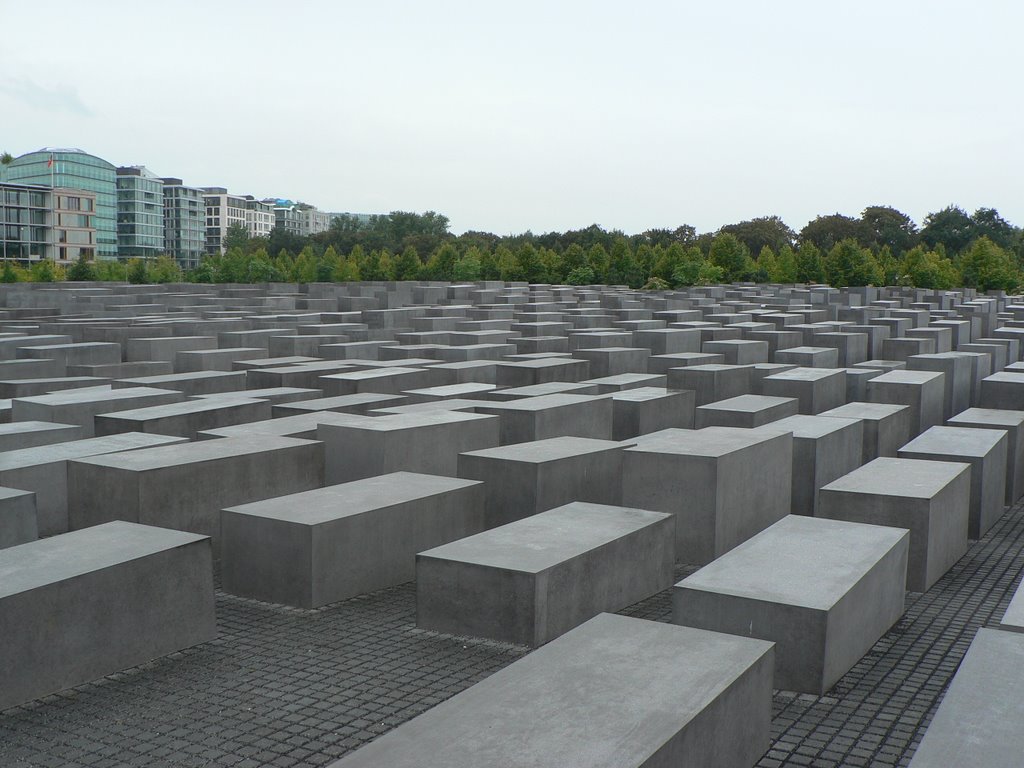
[3, 501, 1023, 768]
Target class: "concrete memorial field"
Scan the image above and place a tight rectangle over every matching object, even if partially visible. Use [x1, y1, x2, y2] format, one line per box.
[1, 278, 1024, 767]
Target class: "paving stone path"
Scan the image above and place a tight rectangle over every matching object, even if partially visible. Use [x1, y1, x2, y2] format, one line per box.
[3, 500, 1022, 768]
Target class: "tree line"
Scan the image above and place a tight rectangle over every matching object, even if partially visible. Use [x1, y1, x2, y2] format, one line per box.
[5, 205, 1023, 291]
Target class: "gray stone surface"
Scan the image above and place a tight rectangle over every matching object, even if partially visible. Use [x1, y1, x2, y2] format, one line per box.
[609, 386, 694, 439]
[753, 414, 863, 517]
[819, 401, 912, 462]
[819, 458, 971, 592]
[667, 363, 752, 405]
[898, 425, 1007, 539]
[0, 420, 81, 451]
[473, 393, 613, 444]
[979, 371, 1024, 410]
[333, 613, 773, 768]
[458, 436, 628, 528]
[417, 504, 675, 646]
[67, 436, 324, 543]
[695, 393, 800, 429]
[907, 352, 972, 419]
[0, 521, 215, 711]
[11, 386, 185, 437]
[221, 472, 484, 608]
[906, 628, 1024, 767]
[867, 369, 945, 436]
[320, 410, 499, 483]
[622, 427, 792, 563]
[0, 432, 187, 536]
[948, 407, 1024, 504]
[761, 367, 846, 415]
[673, 515, 908, 694]
[94, 397, 272, 440]
[0, 486, 36, 549]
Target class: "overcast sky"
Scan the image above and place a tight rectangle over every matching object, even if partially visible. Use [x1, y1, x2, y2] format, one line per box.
[2, 0, 1021, 235]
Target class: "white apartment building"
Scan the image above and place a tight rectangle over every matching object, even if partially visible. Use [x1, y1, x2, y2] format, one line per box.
[202, 187, 247, 254]
[244, 197, 275, 239]
[301, 206, 332, 236]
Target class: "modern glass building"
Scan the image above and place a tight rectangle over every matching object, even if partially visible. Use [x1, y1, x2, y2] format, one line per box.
[0, 182, 97, 264]
[1, 148, 117, 259]
[161, 178, 205, 269]
[116, 166, 164, 260]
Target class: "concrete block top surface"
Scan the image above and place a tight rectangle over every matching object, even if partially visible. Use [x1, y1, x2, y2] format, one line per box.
[70, 435, 318, 471]
[331, 612, 773, 768]
[819, 402, 910, 420]
[676, 515, 909, 610]
[459, 435, 626, 464]
[870, 370, 944, 385]
[754, 413, 861, 439]
[0, 432, 187, 471]
[200, 411, 374, 438]
[419, 502, 671, 574]
[0, 520, 208, 599]
[0, 420, 80, 437]
[948, 407, 1024, 429]
[224, 471, 481, 525]
[608, 386, 678, 402]
[13, 386, 180, 406]
[325, 409, 497, 432]
[102, 397, 268, 419]
[697, 394, 798, 413]
[906, 628, 1024, 767]
[900, 425, 1007, 458]
[476, 393, 606, 412]
[821, 457, 971, 499]
[764, 367, 843, 382]
[0, 486, 34, 502]
[627, 426, 786, 458]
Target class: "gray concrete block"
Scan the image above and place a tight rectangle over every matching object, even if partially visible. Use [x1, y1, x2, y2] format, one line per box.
[495, 358, 591, 387]
[0, 487, 36, 549]
[898, 425, 1007, 539]
[320, 410, 500, 483]
[67, 437, 324, 543]
[979, 371, 1024, 410]
[330, 613, 774, 768]
[819, 457, 970, 592]
[622, 427, 792, 564]
[695, 394, 800, 429]
[702, 339, 769, 364]
[819, 402, 912, 462]
[0, 432, 187, 536]
[667, 364, 752, 406]
[270, 392, 406, 417]
[114, 370, 247, 396]
[774, 346, 840, 369]
[0, 521, 215, 711]
[609, 387, 694, 440]
[12, 386, 186, 437]
[0, 420, 82, 451]
[94, 397, 272, 440]
[458, 436, 628, 528]
[753, 414, 863, 516]
[867, 370, 945, 436]
[948, 407, 1024, 504]
[907, 352, 972, 419]
[416, 503, 674, 646]
[473, 394, 613, 444]
[672, 515, 908, 694]
[761, 367, 846, 415]
[906, 629, 1024, 767]
[221, 472, 485, 608]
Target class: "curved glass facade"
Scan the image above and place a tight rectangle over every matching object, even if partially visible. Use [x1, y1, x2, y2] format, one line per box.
[2, 149, 118, 259]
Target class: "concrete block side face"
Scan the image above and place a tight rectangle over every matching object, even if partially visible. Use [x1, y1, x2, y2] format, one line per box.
[715, 435, 792, 559]
[810, 422, 864, 515]
[537, 514, 674, 645]
[673, 587, 827, 694]
[322, 425, 385, 484]
[0, 536, 215, 711]
[312, 484, 486, 605]
[0, 490, 38, 549]
[923, 471, 972, 590]
[415, 557, 536, 646]
[220, 512, 313, 608]
[459, 454, 537, 529]
[535, 450, 624, 514]
[66, 462, 141, 533]
[622, 451, 716, 563]
[877, 407, 913, 458]
[824, 532, 908, 692]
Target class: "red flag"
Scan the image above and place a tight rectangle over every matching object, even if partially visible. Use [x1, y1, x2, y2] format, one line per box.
[47, 155, 54, 168]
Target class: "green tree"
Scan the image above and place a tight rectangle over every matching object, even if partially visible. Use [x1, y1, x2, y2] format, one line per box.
[900, 246, 960, 289]
[562, 244, 586, 274]
[920, 206, 975, 254]
[319, 246, 342, 282]
[333, 253, 361, 282]
[799, 214, 871, 252]
[515, 243, 544, 283]
[148, 255, 182, 283]
[496, 245, 524, 281]
[223, 223, 249, 252]
[394, 245, 421, 281]
[291, 246, 318, 282]
[719, 215, 796, 255]
[824, 239, 882, 286]
[126, 258, 148, 284]
[709, 233, 750, 281]
[1, 260, 19, 283]
[479, 249, 500, 280]
[452, 248, 483, 281]
[795, 242, 825, 283]
[670, 247, 713, 286]
[958, 237, 1020, 291]
[565, 265, 597, 285]
[66, 255, 96, 281]
[608, 238, 644, 287]
[755, 246, 778, 283]
[273, 249, 294, 281]
[0, 151, 13, 166]
[772, 245, 799, 283]
[860, 206, 918, 255]
[538, 248, 564, 284]
[377, 249, 396, 281]
[586, 243, 610, 282]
